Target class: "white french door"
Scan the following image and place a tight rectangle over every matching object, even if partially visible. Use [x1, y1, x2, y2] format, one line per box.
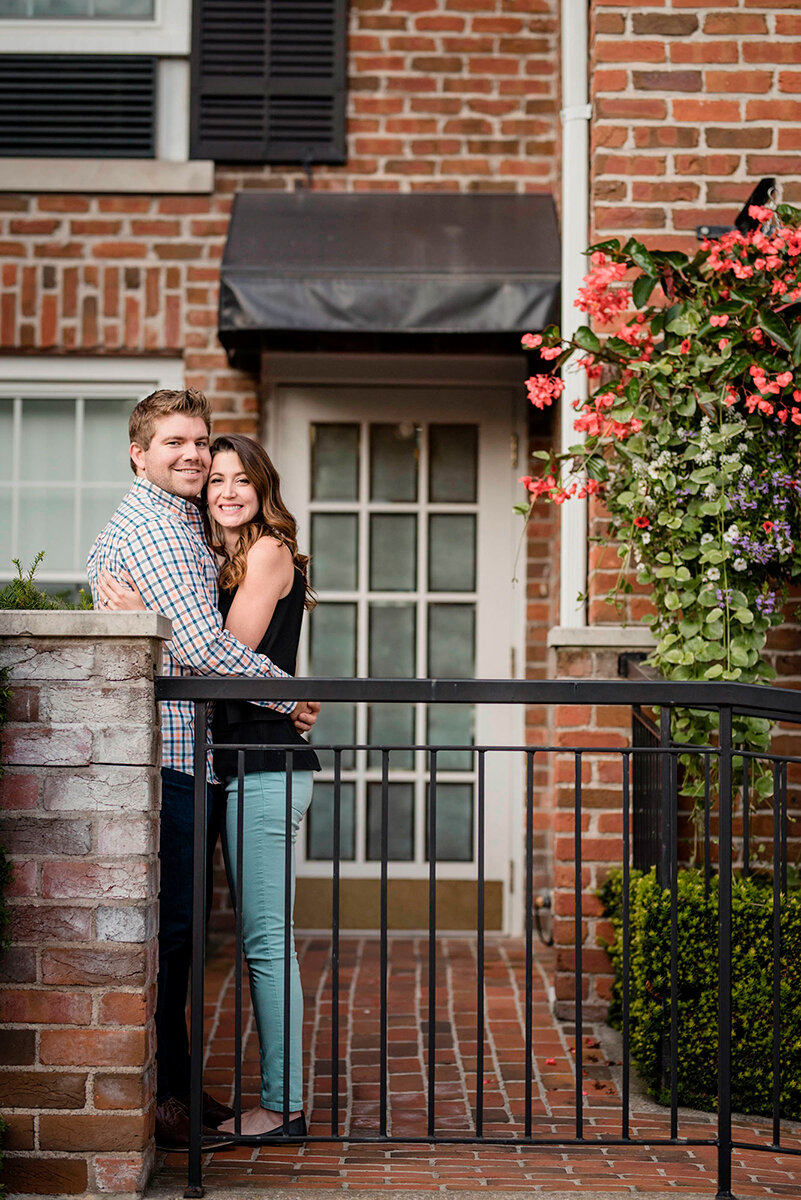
[269, 358, 526, 933]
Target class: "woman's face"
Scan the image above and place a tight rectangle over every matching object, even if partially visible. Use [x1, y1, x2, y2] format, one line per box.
[207, 450, 260, 534]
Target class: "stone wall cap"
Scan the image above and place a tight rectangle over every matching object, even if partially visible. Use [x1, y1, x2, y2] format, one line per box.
[0, 610, 172, 640]
[547, 624, 656, 649]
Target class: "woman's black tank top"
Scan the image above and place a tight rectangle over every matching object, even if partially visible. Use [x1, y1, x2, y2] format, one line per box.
[212, 565, 320, 782]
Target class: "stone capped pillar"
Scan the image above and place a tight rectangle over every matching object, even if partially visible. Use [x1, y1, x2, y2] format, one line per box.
[0, 611, 170, 1198]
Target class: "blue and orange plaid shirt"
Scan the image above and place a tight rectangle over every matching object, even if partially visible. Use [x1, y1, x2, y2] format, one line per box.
[87, 477, 293, 781]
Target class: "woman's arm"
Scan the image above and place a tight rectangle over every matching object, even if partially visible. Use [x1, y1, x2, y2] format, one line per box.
[223, 536, 295, 651]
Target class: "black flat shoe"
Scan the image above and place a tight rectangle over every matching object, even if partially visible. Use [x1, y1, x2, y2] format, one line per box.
[248, 1113, 307, 1141]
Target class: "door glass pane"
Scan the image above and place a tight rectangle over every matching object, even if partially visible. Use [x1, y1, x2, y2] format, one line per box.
[20, 488, 75, 572]
[307, 782, 355, 861]
[311, 513, 358, 591]
[428, 704, 473, 771]
[428, 514, 476, 592]
[429, 424, 478, 503]
[367, 782, 414, 861]
[0, 399, 13, 477]
[427, 783, 473, 862]
[370, 423, 418, 501]
[311, 424, 359, 501]
[369, 603, 415, 677]
[20, 399, 75, 482]
[368, 703, 414, 770]
[370, 514, 416, 591]
[428, 604, 475, 677]
[82, 399, 135, 482]
[309, 702, 355, 771]
[310, 603, 357, 676]
[0, 489, 11, 567]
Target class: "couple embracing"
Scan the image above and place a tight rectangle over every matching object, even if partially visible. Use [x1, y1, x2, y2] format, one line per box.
[88, 386, 319, 1149]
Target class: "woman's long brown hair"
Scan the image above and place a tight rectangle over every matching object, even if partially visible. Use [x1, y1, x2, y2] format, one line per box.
[205, 434, 315, 610]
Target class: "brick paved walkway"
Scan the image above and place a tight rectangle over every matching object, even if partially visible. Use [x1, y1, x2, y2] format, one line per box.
[152, 931, 801, 1198]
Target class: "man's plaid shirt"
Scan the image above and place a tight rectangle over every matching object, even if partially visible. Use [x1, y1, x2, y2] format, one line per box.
[87, 477, 293, 780]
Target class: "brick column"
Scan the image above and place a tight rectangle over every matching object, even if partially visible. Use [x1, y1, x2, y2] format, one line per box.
[547, 626, 654, 1022]
[0, 611, 170, 1198]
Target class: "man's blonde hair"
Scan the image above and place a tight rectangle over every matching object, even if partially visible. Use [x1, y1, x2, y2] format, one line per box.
[128, 387, 211, 472]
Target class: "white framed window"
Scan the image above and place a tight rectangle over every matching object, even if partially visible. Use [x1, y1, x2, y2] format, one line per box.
[0, 357, 184, 592]
[0, 0, 190, 55]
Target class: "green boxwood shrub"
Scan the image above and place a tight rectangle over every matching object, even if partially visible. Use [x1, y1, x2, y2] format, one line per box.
[599, 867, 801, 1120]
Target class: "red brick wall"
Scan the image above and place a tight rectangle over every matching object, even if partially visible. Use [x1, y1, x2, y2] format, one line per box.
[0, 0, 560, 433]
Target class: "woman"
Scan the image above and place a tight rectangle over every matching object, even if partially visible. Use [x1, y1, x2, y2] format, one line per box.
[99, 434, 318, 1140]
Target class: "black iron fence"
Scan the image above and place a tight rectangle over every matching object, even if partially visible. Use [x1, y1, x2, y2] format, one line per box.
[153, 677, 801, 1200]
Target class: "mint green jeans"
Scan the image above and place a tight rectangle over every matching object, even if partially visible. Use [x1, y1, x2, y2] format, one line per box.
[224, 770, 314, 1111]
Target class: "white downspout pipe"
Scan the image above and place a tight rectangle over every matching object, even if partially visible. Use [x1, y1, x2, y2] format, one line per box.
[559, 0, 591, 628]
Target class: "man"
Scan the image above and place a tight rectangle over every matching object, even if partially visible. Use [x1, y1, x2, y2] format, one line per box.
[87, 387, 317, 1150]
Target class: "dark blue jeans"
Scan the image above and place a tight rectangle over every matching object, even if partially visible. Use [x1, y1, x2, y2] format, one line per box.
[156, 767, 215, 1103]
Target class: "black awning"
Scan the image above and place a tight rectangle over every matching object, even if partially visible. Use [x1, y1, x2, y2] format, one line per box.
[218, 192, 560, 353]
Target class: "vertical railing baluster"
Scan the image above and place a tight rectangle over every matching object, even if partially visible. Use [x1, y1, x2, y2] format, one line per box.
[742, 756, 750, 878]
[427, 749, 438, 1139]
[283, 751, 293, 1133]
[772, 759, 782, 1149]
[475, 749, 486, 1139]
[703, 751, 711, 899]
[717, 706, 734, 1200]
[186, 702, 208, 1198]
[669, 746, 678, 1141]
[621, 749, 631, 1142]
[379, 748, 389, 1138]
[780, 761, 788, 897]
[331, 748, 342, 1138]
[659, 707, 671, 888]
[574, 751, 583, 1141]
[524, 750, 534, 1140]
[234, 749, 245, 1137]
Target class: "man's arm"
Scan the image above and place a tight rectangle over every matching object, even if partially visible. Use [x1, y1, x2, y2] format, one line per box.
[120, 523, 296, 712]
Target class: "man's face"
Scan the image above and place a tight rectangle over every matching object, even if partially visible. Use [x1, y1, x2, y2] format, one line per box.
[130, 414, 211, 499]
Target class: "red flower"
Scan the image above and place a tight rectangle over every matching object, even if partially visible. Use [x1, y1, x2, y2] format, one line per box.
[521, 333, 542, 349]
[763, 521, 774, 533]
[679, 338, 691, 354]
[634, 516, 650, 529]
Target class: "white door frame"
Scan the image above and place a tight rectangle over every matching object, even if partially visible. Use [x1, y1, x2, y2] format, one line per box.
[262, 352, 529, 935]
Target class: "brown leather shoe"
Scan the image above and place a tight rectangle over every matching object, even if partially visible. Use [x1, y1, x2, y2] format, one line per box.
[176, 1089, 235, 1130]
[155, 1096, 233, 1152]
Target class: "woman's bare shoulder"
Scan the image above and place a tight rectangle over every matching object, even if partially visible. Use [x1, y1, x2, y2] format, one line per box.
[245, 535, 293, 574]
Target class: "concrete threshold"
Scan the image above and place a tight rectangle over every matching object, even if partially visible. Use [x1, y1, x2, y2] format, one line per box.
[147, 1190, 701, 1200]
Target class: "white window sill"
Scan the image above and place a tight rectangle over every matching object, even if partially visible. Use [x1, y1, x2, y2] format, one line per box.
[0, 158, 214, 194]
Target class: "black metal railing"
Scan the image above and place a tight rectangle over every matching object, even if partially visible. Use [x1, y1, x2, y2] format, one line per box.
[153, 677, 801, 1200]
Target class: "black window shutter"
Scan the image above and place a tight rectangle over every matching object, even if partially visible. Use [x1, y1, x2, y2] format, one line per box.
[191, 0, 347, 165]
[0, 55, 155, 158]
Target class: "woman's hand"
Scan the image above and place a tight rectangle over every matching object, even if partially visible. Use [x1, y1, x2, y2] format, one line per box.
[97, 569, 146, 612]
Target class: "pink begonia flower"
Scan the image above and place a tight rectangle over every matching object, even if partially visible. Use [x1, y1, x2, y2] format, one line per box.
[526, 374, 565, 410]
[709, 314, 729, 327]
[724, 388, 737, 407]
[776, 371, 793, 386]
[540, 345, 562, 360]
[521, 333, 542, 349]
[792, 409, 801, 425]
[718, 338, 730, 350]
[777, 409, 789, 424]
[749, 204, 774, 223]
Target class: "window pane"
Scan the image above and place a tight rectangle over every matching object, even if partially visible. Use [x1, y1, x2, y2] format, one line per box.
[311, 513, 358, 592]
[0, 489, 11, 567]
[27, 0, 91, 13]
[428, 783, 473, 862]
[0, 399, 12, 478]
[428, 514, 476, 592]
[19, 488, 75, 572]
[311, 424, 359, 501]
[307, 782, 355, 861]
[369, 603, 415, 678]
[0, 0, 156, 14]
[20, 399, 75, 483]
[309, 702, 355, 771]
[93, 0, 154, 15]
[368, 703, 414, 770]
[367, 782, 414, 861]
[79, 485, 129, 566]
[428, 604, 475, 678]
[370, 513, 416, 591]
[82, 399, 136, 482]
[427, 703, 473, 771]
[0, 1, 28, 13]
[310, 603, 356, 676]
[429, 424, 478, 503]
[370, 423, 418, 501]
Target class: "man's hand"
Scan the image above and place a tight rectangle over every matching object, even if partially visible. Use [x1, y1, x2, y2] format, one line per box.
[292, 701, 320, 734]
